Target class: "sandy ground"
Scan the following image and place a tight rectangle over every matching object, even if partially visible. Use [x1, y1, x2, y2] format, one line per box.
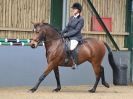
[0, 85, 133, 99]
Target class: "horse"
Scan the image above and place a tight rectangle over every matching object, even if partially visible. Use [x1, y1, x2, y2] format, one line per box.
[29, 21, 116, 93]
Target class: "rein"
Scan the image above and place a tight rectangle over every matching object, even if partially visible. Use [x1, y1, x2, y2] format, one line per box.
[43, 36, 63, 43]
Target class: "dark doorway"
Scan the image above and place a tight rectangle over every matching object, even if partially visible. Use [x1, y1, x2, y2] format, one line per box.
[50, 0, 63, 30]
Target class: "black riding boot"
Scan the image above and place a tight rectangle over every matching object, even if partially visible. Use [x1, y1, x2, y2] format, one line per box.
[71, 50, 77, 69]
[64, 50, 77, 69]
[64, 50, 71, 64]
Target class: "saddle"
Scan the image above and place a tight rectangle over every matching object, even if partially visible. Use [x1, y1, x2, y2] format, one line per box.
[64, 38, 82, 65]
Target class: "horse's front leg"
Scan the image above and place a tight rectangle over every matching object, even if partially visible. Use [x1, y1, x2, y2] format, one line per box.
[53, 67, 61, 92]
[29, 63, 54, 93]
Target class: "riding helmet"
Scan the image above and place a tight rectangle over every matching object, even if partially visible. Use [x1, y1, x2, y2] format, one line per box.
[71, 2, 82, 12]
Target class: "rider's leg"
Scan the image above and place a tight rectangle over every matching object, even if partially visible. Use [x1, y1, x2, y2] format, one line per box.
[70, 40, 78, 51]
[64, 40, 71, 64]
[70, 40, 78, 69]
[64, 49, 71, 64]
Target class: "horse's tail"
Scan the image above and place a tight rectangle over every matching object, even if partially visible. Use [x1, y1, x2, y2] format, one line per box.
[104, 42, 117, 70]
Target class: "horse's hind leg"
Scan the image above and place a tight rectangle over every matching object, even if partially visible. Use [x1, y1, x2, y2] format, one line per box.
[89, 64, 110, 93]
[89, 63, 101, 93]
[89, 62, 104, 93]
[53, 67, 61, 92]
[101, 66, 109, 88]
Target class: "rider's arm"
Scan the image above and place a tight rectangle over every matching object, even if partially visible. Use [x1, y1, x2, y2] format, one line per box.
[64, 17, 84, 37]
[61, 25, 69, 34]
[61, 17, 73, 34]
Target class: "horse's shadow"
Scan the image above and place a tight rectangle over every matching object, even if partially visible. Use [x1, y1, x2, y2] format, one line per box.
[53, 90, 122, 94]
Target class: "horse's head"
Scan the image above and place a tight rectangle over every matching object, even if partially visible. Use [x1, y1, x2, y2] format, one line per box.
[30, 21, 61, 48]
[30, 22, 46, 48]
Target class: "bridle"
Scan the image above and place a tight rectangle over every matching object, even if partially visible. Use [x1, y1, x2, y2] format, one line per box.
[32, 28, 64, 44]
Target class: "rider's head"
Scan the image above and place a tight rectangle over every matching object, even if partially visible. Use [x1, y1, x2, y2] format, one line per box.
[71, 2, 82, 15]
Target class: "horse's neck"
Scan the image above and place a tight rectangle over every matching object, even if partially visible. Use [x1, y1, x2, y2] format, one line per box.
[46, 28, 61, 39]
[44, 26, 63, 54]
[44, 39, 63, 57]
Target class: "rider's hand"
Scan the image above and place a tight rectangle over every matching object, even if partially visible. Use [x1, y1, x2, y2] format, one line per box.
[63, 33, 68, 38]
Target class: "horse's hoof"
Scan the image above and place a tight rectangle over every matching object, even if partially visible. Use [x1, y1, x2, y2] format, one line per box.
[102, 82, 110, 88]
[89, 89, 95, 93]
[72, 67, 76, 69]
[52, 88, 61, 92]
[71, 65, 77, 70]
[29, 88, 36, 93]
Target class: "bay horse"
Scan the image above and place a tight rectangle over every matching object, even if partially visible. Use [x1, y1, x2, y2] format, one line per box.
[29, 22, 116, 93]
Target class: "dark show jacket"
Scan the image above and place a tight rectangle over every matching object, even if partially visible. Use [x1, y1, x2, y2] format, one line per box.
[61, 15, 84, 42]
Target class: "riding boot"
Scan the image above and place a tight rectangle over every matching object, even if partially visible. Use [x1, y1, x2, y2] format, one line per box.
[71, 50, 77, 69]
[64, 50, 71, 64]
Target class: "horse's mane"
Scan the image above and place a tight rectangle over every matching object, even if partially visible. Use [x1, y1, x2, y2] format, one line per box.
[42, 23, 60, 33]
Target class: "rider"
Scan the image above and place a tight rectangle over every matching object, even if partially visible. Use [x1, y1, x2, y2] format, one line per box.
[61, 2, 84, 68]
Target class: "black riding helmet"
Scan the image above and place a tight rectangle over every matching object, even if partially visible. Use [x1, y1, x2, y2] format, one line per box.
[71, 2, 82, 12]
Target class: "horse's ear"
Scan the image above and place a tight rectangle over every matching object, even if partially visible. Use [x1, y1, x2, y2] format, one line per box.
[31, 21, 35, 25]
[41, 20, 45, 24]
[40, 20, 45, 26]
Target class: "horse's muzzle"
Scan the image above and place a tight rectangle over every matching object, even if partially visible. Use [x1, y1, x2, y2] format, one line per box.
[31, 44, 36, 48]
[30, 43, 38, 49]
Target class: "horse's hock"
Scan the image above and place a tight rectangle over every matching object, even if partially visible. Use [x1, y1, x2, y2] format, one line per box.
[112, 51, 130, 85]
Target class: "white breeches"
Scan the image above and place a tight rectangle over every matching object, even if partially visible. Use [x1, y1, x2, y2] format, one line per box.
[70, 40, 78, 51]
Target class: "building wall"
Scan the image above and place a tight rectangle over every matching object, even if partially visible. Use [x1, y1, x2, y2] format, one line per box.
[69, 0, 126, 32]
[0, 0, 51, 39]
[0, 0, 129, 49]
[67, 0, 128, 48]
[0, 46, 113, 86]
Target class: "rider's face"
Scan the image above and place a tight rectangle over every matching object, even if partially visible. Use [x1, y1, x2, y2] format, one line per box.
[72, 8, 79, 15]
